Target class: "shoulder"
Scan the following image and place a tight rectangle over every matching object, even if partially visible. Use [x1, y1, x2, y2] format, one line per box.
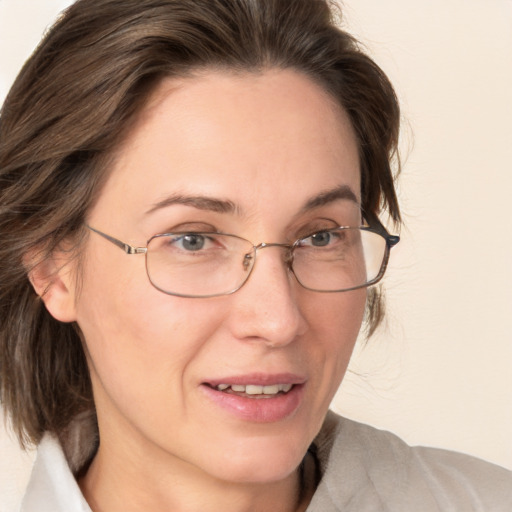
[308, 411, 512, 512]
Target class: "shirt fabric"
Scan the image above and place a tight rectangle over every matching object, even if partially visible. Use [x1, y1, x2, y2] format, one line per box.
[19, 411, 512, 512]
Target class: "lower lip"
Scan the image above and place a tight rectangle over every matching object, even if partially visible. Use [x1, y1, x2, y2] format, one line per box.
[200, 384, 304, 423]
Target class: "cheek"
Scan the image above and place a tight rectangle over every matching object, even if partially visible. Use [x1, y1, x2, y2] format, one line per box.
[304, 288, 366, 395]
[306, 287, 366, 347]
[74, 250, 226, 408]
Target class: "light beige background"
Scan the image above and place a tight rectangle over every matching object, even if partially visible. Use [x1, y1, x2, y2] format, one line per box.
[1, 0, 511, 509]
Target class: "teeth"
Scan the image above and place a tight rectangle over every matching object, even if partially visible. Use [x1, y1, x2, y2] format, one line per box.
[215, 383, 294, 395]
[262, 385, 279, 395]
[246, 385, 263, 395]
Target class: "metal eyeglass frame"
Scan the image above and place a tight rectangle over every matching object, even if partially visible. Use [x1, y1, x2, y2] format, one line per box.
[86, 212, 399, 298]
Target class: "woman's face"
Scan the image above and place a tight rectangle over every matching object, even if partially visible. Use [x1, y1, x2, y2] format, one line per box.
[60, 70, 366, 483]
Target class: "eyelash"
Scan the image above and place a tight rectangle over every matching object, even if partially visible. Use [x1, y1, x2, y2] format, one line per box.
[294, 218, 341, 240]
[156, 215, 353, 242]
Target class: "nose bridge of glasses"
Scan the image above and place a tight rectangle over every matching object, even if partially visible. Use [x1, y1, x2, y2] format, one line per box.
[254, 241, 291, 251]
[250, 242, 294, 267]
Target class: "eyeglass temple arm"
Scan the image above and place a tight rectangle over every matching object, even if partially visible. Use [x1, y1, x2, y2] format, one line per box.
[363, 212, 400, 248]
[86, 225, 147, 255]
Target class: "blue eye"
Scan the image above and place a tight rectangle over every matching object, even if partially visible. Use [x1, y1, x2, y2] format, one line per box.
[299, 230, 337, 248]
[310, 231, 332, 247]
[177, 234, 206, 251]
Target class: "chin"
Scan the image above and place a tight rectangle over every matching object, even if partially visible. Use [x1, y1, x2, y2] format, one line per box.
[197, 428, 312, 484]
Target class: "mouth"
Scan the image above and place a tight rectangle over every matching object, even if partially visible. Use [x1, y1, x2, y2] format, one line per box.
[206, 383, 294, 398]
[201, 378, 305, 422]
[201, 373, 306, 422]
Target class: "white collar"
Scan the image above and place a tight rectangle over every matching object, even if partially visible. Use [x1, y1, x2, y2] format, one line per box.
[19, 433, 91, 512]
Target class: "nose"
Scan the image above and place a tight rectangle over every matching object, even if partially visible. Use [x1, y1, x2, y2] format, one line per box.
[227, 245, 307, 347]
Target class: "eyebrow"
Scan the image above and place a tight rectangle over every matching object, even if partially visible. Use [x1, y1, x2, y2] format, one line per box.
[146, 184, 358, 216]
[146, 194, 237, 215]
[300, 185, 359, 213]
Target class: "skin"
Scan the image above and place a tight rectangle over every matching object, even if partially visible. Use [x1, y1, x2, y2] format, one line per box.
[37, 69, 366, 512]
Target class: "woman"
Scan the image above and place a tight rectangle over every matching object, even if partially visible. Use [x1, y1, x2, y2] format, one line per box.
[0, 0, 510, 511]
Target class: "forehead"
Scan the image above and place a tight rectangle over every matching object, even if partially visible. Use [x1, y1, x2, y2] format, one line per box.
[90, 69, 360, 229]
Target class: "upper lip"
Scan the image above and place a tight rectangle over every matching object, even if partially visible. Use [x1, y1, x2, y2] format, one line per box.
[203, 373, 307, 387]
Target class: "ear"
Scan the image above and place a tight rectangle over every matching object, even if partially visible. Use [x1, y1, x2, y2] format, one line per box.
[25, 249, 78, 323]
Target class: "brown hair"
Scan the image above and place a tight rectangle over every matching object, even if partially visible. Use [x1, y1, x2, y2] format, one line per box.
[0, 0, 400, 447]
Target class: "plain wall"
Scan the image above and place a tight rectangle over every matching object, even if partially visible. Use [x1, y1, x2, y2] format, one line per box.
[1, 0, 511, 509]
[332, 0, 512, 471]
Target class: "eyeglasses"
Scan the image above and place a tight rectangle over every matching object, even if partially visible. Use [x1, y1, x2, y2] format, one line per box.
[86, 215, 399, 298]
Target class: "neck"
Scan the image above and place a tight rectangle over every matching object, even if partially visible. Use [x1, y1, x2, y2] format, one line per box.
[79, 435, 314, 512]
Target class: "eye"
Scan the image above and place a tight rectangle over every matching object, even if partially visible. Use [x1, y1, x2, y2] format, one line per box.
[179, 233, 207, 251]
[309, 231, 332, 247]
[298, 230, 342, 248]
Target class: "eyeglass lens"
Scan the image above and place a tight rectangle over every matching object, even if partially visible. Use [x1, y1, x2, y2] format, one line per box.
[145, 229, 388, 297]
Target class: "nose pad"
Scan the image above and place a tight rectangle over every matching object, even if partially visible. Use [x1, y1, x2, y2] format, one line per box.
[282, 247, 295, 272]
[228, 244, 306, 346]
[253, 242, 295, 271]
[253, 243, 300, 292]
[242, 252, 253, 272]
